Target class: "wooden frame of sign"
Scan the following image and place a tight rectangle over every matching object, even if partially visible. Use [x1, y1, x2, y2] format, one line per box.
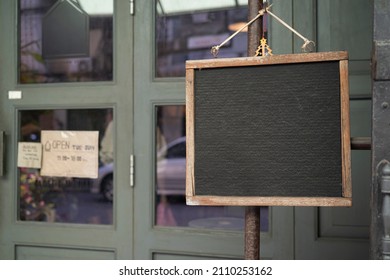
[186, 51, 351, 207]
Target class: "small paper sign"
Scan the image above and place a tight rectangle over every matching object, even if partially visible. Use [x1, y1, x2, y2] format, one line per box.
[17, 142, 42, 169]
[40, 131, 99, 179]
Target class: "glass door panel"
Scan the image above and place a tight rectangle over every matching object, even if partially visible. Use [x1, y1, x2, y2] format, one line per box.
[19, 0, 113, 83]
[156, 2, 248, 77]
[18, 108, 114, 224]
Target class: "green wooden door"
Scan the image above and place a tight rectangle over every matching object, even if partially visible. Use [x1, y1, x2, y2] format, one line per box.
[133, 0, 294, 260]
[0, 0, 134, 259]
[269, 0, 372, 259]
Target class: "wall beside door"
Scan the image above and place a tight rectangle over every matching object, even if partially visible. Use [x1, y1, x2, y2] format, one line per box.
[1, 0, 373, 260]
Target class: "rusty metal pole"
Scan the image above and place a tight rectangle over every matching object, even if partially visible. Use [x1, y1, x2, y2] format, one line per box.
[245, 206, 261, 259]
[248, 0, 263, 57]
[245, 0, 263, 260]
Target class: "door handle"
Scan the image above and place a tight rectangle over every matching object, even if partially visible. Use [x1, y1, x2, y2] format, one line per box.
[0, 131, 4, 176]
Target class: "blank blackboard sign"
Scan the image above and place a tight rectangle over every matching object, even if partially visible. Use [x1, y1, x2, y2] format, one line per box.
[186, 51, 351, 207]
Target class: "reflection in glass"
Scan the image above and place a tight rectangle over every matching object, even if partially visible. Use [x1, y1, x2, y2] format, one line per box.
[19, 0, 113, 83]
[156, 1, 251, 78]
[19, 109, 114, 224]
[155, 105, 269, 231]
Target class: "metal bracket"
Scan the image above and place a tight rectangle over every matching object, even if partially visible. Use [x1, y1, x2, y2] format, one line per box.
[380, 163, 390, 258]
[372, 40, 390, 81]
[383, 237, 390, 259]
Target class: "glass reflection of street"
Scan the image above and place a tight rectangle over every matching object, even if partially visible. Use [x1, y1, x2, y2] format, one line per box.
[20, 177, 113, 225]
[51, 191, 113, 225]
[157, 194, 269, 232]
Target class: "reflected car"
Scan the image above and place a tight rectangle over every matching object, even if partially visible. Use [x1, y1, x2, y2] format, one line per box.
[156, 136, 186, 196]
[92, 137, 186, 201]
[91, 162, 114, 202]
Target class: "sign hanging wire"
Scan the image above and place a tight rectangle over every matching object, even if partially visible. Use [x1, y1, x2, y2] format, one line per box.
[211, 5, 269, 57]
[266, 9, 315, 53]
[211, 4, 315, 58]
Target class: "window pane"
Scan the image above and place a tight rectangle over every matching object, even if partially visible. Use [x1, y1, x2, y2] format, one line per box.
[155, 105, 269, 232]
[19, 109, 114, 224]
[19, 0, 113, 83]
[156, 1, 248, 77]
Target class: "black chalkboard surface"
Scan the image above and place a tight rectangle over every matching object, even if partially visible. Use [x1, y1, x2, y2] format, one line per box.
[186, 52, 351, 207]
